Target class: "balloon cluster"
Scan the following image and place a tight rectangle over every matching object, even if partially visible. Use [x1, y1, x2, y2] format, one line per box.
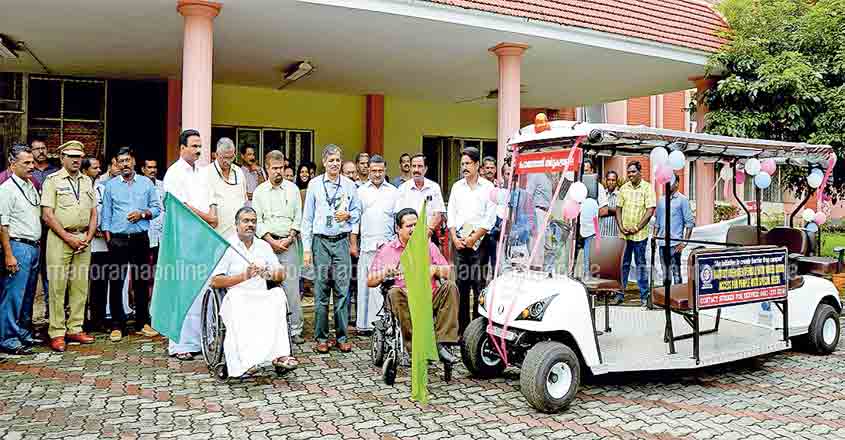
[743, 158, 777, 189]
[801, 208, 827, 232]
[807, 167, 825, 189]
[649, 147, 684, 186]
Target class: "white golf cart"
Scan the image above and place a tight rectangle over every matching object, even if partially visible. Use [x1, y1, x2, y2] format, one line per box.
[461, 120, 843, 413]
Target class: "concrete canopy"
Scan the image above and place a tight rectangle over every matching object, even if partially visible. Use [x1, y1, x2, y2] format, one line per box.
[0, 0, 716, 107]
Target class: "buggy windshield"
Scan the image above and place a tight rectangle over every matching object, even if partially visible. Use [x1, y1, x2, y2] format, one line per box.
[493, 146, 584, 279]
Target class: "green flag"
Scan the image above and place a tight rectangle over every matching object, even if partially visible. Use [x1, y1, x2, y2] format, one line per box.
[400, 202, 438, 404]
[151, 193, 231, 341]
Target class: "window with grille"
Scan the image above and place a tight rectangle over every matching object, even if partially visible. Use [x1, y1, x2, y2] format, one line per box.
[27, 76, 106, 157]
[211, 125, 314, 168]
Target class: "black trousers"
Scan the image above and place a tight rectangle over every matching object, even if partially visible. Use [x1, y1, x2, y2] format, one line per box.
[454, 238, 487, 335]
[86, 250, 110, 331]
[107, 233, 151, 331]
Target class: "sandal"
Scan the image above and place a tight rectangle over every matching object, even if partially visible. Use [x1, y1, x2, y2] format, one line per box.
[173, 352, 194, 361]
[273, 356, 298, 369]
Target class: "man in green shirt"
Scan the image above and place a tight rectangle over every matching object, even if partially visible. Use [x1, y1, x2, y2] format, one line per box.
[614, 161, 656, 307]
[253, 150, 304, 344]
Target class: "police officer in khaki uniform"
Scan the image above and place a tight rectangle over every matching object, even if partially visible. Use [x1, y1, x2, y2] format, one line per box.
[41, 141, 97, 352]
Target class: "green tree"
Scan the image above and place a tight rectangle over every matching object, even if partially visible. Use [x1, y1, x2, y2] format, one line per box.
[697, 0, 845, 200]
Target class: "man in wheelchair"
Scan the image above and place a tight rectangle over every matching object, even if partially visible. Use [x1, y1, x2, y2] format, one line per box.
[210, 207, 298, 377]
[367, 208, 459, 364]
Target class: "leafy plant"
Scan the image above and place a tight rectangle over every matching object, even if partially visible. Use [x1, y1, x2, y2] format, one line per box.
[696, 0, 845, 202]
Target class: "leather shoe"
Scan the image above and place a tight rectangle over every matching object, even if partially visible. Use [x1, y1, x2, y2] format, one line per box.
[66, 332, 95, 344]
[50, 337, 66, 352]
[337, 342, 353, 353]
[437, 344, 457, 364]
[314, 342, 330, 354]
[22, 336, 44, 347]
[0, 345, 32, 355]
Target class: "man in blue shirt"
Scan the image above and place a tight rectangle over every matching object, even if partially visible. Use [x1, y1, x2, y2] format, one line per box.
[653, 176, 694, 285]
[101, 147, 161, 342]
[302, 144, 362, 354]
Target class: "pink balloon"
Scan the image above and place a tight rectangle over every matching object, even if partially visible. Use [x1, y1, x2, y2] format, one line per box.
[563, 199, 580, 219]
[735, 169, 746, 184]
[814, 212, 827, 225]
[761, 159, 776, 175]
[654, 165, 673, 185]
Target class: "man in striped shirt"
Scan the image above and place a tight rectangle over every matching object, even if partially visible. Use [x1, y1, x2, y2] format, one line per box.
[599, 170, 620, 238]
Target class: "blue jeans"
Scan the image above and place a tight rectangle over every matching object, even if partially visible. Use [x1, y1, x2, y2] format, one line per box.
[582, 236, 594, 279]
[620, 239, 650, 304]
[0, 241, 39, 350]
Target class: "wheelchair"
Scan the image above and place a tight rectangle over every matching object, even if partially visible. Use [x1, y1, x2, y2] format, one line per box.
[200, 283, 294, 380]
[370, 278, 453, 385]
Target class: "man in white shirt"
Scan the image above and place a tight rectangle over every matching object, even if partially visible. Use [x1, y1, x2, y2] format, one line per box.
[208, 138, 247, 237]
[211, 206, 297, 377]
[163, 129, 219, 361]
[351, 155, 397, 334]
[394, 154, 445, 237]
[578, 160, 608, 281]
[447, 147, 496, 334]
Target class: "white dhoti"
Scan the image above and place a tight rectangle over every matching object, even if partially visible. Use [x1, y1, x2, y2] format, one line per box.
[220, 286, 290, 378]
[356, 250, 381, 331]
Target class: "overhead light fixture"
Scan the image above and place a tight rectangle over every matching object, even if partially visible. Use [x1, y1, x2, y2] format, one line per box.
[0, 35, 19, 59]
[279, 61, 314, 89]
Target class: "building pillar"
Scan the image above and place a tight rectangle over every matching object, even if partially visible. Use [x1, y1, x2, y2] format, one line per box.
[166, 78, 182, 166]
[690, 76, 719, 225]
[177, 0, 221, 165]
[490, 43, 529, 163]
[365, 94, 384, 156]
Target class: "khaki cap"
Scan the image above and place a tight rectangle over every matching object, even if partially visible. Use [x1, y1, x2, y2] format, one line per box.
[58, 140, 85, 157]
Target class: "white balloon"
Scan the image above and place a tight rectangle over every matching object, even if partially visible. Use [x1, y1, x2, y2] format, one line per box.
[811, 168, 824, 177]
[581, 198, 599, 219]
[745, 158, 761, 176]
[668, 150, 686, 170]
[754, 171, 771, 189]
[650, 147, 669, 167]
[802, 208, 816, 223]
[568, 182, 588, 203]
[564, 171, 575, 182]
[807, 172, 823, 188]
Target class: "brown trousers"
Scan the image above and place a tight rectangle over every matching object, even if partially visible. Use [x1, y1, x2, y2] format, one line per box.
[389, 281, 460, 352]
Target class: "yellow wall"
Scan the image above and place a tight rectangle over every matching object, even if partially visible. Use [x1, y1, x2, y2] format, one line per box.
[383, 96, 497, 174]
[212, 83, 366, 162]
[211, 83, 497, 175]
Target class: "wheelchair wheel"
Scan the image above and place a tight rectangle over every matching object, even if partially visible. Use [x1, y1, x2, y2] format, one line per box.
[371, 322, 386, 367]
[382, 350, 397, 385]
[201, 288, 226, 371]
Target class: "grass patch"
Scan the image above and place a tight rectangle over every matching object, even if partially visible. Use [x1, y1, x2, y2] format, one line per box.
[821, 232, 845, 257]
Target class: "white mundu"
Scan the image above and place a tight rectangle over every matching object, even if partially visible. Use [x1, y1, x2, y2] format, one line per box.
[213, 234, 291, 377]
[163, 158, 211, 355]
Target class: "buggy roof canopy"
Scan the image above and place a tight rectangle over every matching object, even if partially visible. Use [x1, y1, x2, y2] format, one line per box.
[508, 120, 834, 167]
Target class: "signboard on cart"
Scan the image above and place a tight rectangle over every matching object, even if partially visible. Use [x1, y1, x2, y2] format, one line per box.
[694, 248, 788, 310]
[514, 149, 582, 175]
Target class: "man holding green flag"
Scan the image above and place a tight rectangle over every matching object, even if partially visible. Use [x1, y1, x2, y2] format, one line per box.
[368, 206, 459, 402]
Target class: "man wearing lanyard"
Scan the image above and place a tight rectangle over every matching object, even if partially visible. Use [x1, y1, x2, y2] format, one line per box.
[253, 150, 304, 344]
[208, 138, 247, 237]
[301, 144, 362, 354]
[41, 141, 98, 352]
[0, 144, 44, 354]
[101, 147, 161, 342]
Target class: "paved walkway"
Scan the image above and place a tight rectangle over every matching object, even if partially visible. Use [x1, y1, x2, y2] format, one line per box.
[1, 316, 844, 440]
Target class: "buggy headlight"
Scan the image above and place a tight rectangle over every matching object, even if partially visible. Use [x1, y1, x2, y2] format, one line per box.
[478, 287, 488, 308]
[517, 294, 559, 321]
